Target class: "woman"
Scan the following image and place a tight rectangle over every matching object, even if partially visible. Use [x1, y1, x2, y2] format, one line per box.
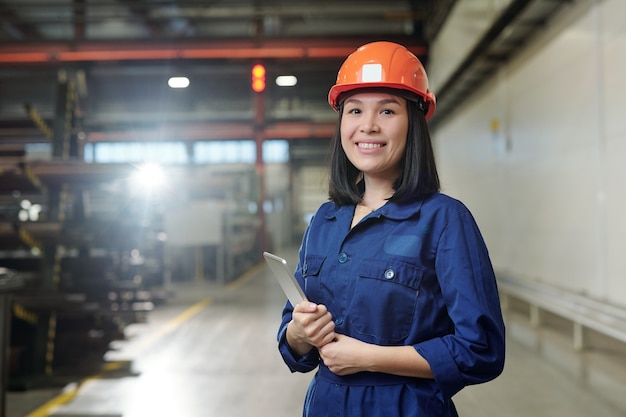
[277, 41, 505, 417]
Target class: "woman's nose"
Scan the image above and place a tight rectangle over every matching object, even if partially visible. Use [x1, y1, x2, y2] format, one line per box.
[360, 114, 380, 133]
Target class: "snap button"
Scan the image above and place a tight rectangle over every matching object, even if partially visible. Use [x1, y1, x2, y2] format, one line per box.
[338, 253, 348, 263]
[384, 268, 395, 280]
[335, 317, 344, 325]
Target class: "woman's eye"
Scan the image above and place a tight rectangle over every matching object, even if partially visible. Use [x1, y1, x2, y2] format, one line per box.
[381, 109, 395, 115]
[346, 108, 361, 114]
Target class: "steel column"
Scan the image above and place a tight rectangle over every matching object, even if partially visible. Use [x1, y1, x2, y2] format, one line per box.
[254, 89, 268, 255]
[0, 293, 9, 417]
[0, 276, 23, 417]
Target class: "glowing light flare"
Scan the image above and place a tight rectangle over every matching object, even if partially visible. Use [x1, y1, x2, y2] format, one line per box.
[252, 64, 265, 78]
[130, 163, 167, 195]
[251, 64, 266, 93]
[19, 199, 42, 221]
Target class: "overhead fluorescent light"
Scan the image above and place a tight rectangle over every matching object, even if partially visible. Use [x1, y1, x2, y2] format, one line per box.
[275, 75, 297, 87]
[168, 76, 190, 88]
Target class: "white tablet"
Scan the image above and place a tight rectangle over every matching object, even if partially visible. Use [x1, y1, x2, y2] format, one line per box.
[263, 251, 308, 306]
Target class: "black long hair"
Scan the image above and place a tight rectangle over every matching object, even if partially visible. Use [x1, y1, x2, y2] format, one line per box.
[327, 97, 440, 205]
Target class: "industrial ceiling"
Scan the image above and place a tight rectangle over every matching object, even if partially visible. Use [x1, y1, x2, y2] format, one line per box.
[0, 0, 574, 155]
[0, 0, 446, 152]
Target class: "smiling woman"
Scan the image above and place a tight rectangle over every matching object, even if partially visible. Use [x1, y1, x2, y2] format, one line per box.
[276, 41, 506, 417]
[339, 92, 409, 191]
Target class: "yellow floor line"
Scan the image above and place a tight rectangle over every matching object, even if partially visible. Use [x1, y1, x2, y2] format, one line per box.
[25, 264, 267, 417]
[26, 264, 265, 417]
[129, 297, 214, 355]
[25, 384, 81, 417]
[25, 296, 214, 417]
[226, 262, 266, 290]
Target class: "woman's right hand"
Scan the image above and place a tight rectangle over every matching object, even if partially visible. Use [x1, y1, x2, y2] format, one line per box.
[286, 302, 336, 356]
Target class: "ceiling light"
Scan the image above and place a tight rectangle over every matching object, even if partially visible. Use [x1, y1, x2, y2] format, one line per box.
[275, 75, 297, 87]
[130, 162, 167, 195]
[168, 77, 190, 88]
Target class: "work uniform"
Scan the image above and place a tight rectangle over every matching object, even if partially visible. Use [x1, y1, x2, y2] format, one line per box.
[277, 192, 505, 417]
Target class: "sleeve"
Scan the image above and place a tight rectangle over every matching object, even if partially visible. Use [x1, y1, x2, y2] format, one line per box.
[414, 209, 506, 399]
[276, 221, 321, 373]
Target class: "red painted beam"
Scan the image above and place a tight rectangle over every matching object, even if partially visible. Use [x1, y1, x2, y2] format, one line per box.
[0, 38, 427, 64]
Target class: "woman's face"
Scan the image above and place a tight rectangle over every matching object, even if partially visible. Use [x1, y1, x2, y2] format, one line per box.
[340, 91, 409, 181]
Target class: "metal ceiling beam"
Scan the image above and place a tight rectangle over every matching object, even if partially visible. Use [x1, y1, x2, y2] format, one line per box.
[429, 0, 573, 129]
[149, 5, 415, 19]
[115, 0, 167, 37]
[424, 0, 459, 42]
[0, 3, 43, 40]
[0, 2, 418, 20]
[0, 120, 337, 143]
[85, 120, 337, 142]
[0, 37, 427, 64]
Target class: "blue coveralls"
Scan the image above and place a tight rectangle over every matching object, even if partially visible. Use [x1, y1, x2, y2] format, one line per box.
[277, 193, 506, 417]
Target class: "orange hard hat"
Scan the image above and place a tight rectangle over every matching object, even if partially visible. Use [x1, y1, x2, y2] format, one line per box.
[328, 41, 436, 119]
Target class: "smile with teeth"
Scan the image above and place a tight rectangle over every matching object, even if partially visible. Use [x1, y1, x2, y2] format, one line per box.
[358, 142, 384, 149]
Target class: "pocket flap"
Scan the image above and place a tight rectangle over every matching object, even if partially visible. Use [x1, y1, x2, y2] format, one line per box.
[358, 259, 423, 289]
[303, 255, 325, 277]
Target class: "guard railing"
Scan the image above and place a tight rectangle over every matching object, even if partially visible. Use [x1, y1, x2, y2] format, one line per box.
[497, 275, 626, 351]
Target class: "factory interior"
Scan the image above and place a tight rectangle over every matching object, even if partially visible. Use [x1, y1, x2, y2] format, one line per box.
[1, 0, 626, 416]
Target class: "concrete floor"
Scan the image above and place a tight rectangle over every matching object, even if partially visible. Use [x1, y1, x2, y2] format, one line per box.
[6, 251, 626, 417]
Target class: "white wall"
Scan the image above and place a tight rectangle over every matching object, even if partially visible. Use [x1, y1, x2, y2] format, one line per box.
[431, 0, 626, 307]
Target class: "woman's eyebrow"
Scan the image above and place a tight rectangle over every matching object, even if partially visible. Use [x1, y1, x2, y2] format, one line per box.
[343, 98, 362, 106]
[344, 97, 402, 106]
[377, 98, 403, 106]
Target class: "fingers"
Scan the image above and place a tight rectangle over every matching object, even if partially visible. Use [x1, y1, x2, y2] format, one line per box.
[306, 317, 336, 348]
[291, 302, 336, 348]
[293, 301, 320, 313]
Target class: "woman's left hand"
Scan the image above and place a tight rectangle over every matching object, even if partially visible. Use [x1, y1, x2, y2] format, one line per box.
[318, 334, 372, 376]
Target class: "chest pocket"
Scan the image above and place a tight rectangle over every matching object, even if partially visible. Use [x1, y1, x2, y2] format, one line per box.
[302, 255, 326, 302]
[349, 259, 423, 344]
